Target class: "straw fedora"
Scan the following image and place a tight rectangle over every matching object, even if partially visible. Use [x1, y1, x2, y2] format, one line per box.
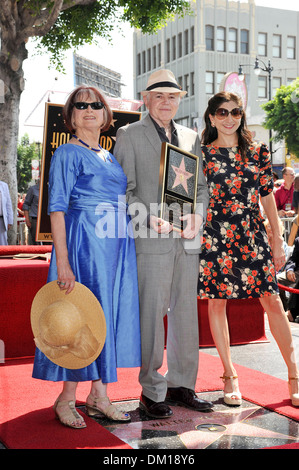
[141, 69, 187, 98]
[31, 281, 106, 369]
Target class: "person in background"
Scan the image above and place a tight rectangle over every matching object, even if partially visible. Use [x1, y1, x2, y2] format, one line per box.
[198, 91, 299, 408]
[288, 214, 299, 247]
[0, 180, 13, 245]
[23, 180, 40, 244]
[32, 85, 141, 429]
[114, 69, 213, 419]
[275, 167, 295, 218]
[287, 174, 299, 247]
[278, 236, 299, 323]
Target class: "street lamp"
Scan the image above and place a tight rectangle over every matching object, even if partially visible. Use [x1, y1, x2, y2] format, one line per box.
[238, 57, 274, 160]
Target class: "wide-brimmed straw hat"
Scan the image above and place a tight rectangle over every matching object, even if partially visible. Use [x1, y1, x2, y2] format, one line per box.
[31, 281, 106, 369]
[141, 69, 187, 98]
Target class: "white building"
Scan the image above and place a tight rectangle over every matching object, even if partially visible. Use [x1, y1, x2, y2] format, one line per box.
[133, 0, 299, 172]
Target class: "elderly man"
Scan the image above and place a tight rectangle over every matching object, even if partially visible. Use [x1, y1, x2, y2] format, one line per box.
[114, 69, 212, 418]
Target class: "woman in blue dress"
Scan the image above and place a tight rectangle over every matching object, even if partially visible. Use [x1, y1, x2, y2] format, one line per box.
[33, 85, 141, 428]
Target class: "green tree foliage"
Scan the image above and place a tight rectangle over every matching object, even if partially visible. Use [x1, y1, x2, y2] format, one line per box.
[35, 0, 191, 70]
[17, 135, 40, 193]
[262, 78, 299, 156]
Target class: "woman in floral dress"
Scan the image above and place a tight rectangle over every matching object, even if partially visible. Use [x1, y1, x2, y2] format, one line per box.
[198, 92, 299, 407]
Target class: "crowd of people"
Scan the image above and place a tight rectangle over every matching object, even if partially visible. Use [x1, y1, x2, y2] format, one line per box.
[1, 69, 299, 429]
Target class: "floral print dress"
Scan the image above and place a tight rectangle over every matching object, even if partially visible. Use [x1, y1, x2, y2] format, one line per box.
[198, 143, 279, 299]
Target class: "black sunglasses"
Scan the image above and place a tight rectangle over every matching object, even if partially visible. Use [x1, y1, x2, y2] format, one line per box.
[73, 101, 105, 110]
[214, 107, 243, 119]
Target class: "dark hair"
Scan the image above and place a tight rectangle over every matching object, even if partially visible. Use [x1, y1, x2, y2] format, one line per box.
[201, 91, 253, 161]
[63, 85, 113, 133]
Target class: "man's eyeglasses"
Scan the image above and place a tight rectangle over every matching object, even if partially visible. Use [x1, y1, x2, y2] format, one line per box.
[214, 107, 243, 120]
[73, 102, 104, 110]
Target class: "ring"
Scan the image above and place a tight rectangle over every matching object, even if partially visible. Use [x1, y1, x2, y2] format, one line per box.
[57, 281, 66, 286]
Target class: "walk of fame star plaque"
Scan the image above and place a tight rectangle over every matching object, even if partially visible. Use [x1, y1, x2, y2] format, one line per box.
[158, 142, 199, 231]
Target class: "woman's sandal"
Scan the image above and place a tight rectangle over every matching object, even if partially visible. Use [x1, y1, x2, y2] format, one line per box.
[288, 377, 299, 407]
[53, 397, 87, 429]
[85, 395, 131, 422]
[221, 375, 242, 406]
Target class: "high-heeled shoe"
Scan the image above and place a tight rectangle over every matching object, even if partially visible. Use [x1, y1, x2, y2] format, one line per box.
[220, 375, 242, 406]
[53, 397, 87, 429]
[85, 395, 131, 422]
[288, 377, 299, 407]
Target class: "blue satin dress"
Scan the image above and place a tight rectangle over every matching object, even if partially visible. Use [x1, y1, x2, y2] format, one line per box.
[32, 144, 141, 383]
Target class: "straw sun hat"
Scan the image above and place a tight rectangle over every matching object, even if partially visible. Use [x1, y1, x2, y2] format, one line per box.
[141, 69, 187, 98]
[31, 281, 106, 369]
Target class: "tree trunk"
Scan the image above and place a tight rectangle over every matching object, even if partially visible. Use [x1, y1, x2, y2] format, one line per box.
[0, 43, 27, 244]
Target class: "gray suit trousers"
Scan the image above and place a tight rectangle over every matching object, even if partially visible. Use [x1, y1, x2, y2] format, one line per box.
[137, 239, 199, 402]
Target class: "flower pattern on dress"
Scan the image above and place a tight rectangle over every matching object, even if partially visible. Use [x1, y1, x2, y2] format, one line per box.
[198, 143, 278, 299]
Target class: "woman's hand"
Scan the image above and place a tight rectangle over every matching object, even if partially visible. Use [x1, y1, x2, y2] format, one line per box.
[272, 236, 286, 272]
[181, 213, 203, 239]
[57, 260, 76, 294]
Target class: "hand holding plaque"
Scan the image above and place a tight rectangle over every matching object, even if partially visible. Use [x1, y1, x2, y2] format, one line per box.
[158, 142, 199, 232]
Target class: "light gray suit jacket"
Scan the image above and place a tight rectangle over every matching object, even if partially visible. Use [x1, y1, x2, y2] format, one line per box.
[0, 181, 13, 230]
[114, 114, 209, 254]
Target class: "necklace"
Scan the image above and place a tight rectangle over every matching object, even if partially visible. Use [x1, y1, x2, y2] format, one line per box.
[72, 134, 102, 152]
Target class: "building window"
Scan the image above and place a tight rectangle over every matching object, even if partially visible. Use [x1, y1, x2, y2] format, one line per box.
[240, 29, 249, 54]
[184, 74, 189, 96]
[142, 51, 146, 73]
[217, 27, 226, 52]
[172, 36, 176, 60]
[158, 44, 161, 67]
[258, 32, 267, 57]
[178, 32, 182, 57]
[273, 34, 281, 58]
[272, 77, 281, 96]
[206, 25, 214, 51]
[228, 28, 237, 53]
[287, 77, 296, 85]
[147, 49, 151, 71]
[206, 71, 214, 94]
[258, 76, 267, 98]
[166, 38, 170, 63]
[190, 72, 195, 95]
[137, 53, 141, 75]
[190, 26, 195, 53]
[153, 46, 156, 69]
[178, 76, 183, 90]
[184, 29, 189, 55]
[287, 36, 296, 59]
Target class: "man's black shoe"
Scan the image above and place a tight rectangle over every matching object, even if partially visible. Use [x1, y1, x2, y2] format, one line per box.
[166, 387, 213, 411]
[139, 394, 173, 419]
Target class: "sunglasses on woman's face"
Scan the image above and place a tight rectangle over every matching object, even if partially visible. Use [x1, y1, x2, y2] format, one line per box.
[73, 101, 104, 110]
[214, 107, 243, 120]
